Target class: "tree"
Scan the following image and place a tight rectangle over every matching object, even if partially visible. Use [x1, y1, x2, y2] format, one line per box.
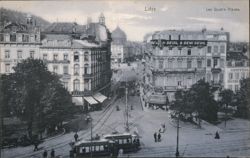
[234, 78, 250, 119]
[219, 89, 234, 127]
[6, 59, 73, 138]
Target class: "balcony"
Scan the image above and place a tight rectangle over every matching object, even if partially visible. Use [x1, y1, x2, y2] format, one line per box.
[152, 68, 205, 73]
[164, 86, 177, 91]
[83, 73, 94, 79]
[211, 67, 222, 73]
[44, 60, 70, 64]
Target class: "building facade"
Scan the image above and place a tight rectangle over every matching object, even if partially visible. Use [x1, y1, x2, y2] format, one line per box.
[224, 50, 249, 92]
[0, 13, 112, 110]
[111, 26, 127, 66]
[142, 29, 229, 106]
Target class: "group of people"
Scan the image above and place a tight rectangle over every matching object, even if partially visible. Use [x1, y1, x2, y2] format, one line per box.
[42, 149, 55, 158]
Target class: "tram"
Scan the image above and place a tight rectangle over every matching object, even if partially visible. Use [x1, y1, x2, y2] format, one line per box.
[103, 133, 141, 153]
[69, 139, 117, 158]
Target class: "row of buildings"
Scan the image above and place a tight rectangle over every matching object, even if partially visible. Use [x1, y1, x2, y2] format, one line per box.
[0, 13, 112, 110]
[142, 29, 249, 106]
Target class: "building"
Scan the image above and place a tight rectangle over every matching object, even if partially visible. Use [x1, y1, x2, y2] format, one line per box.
[224, 50, 249, 92]
[142, 29, 229, 106]
[111, 26, 127, 66]
[0, 13, 112, 111]
[0, 15, 41, 74]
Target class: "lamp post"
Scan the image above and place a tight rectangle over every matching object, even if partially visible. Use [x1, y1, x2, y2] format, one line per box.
[175, 113, 180, 158]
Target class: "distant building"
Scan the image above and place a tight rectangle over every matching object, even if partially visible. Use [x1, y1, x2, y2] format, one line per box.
[111, 26, 127, 65]
[142, 29, 229, 106]
[224, 50, 249, 92]
[0, 13, 112, 111]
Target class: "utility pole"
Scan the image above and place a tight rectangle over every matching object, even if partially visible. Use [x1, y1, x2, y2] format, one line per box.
[175, 114, 180, 158]
[90, 116, 93, 158]
[125, 86, 129, 132]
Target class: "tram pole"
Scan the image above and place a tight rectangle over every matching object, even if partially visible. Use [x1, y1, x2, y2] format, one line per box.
[125, 86, 129, 132]
[90, 116, 93, 158]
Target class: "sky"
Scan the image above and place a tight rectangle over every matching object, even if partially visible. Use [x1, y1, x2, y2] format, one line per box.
[1, 0, 249, 42]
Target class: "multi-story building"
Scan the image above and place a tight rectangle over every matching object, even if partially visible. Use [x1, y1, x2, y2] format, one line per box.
[224, 50, 249, 92]
[0, 16, 41, 74]
[0, 13, 112, 110]
[142, 29, 229, 106]
[111, 26, 127, 66]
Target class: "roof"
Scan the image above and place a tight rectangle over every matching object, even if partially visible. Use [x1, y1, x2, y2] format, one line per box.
[112, 26, 127, 40]
[86, 23, 108, 42]
[74, 138, 112, 146]
[227, 51, 248, 61]
[72, 39, 100, 48]
[43, 34, 72, 40]
[103, 133, 137, 138]
[44, 22, 85, 33]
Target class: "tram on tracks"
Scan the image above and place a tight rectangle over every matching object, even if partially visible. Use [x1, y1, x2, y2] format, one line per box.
[103, 133, 141, 153]
[69, 133, 141, 157]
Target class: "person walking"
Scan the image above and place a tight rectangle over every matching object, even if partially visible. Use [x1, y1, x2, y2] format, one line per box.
[33, 140, 39, 151]
[154, 132, 157, 142]
[158, 133, 161, 142]
[43, 150, 48, 158]
[50, 149, 55, 158]
[74, 132, 79, 142]
[215, 131, 220, 139]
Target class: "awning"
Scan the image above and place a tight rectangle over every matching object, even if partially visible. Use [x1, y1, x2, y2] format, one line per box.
[72, 97, 83, 106]
[84, 96, 98, 105]
[93, 93, 107, 103]
[148, 95, 167, 105]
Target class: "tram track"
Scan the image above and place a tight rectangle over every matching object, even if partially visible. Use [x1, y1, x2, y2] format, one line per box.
[11, 96, 120, 158]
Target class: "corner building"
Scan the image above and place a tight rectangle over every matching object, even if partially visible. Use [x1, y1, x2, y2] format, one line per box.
[142, 29, 229, 106]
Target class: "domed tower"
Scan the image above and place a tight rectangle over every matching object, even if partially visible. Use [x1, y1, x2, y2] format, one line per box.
[111, 26, 127, 45]
[99, 13, 105, 25]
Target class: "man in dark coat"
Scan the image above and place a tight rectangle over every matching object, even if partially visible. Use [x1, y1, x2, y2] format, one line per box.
[158, 133, 161, 142]
[50, 149, 55, 158]
[43, 150, 48, 158]
[154, 132, 157, 142]
[74, 132, 79, 142]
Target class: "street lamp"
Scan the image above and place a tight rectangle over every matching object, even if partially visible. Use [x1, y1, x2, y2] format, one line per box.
[175, 113, 180, 158]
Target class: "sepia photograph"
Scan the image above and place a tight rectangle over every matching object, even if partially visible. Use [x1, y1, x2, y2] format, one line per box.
[0, 0, 249, 157]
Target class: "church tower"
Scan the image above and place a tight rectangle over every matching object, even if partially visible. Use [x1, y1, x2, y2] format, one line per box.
[99, 13, 105, 25]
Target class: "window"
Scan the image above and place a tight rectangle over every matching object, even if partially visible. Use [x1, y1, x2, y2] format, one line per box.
[74, 64, 80, 75]
[220, 73, 224, 82]
[214, 45, 218, 53]
[53, 65, 58, 73]
[63, 65, 69, 74]
[235, 72, 239, 80]
[74, 52, 79, 62]
[30, 51, 35, 58]
[235, 85, 239, 91]
[220, 59, 224, 67]
[84, 52, 89, 61]
[213, 58, 218, 67]
[169, 35, 171, 40]
[10, 34, 16, 42]
[228, 85, 233, 90]
[53, 54, 58, 60]
[197, 60, 202, 68]
[43, 54, 48, 60]
[178, 60, 182, 68]
[64, 54, 68, 60]
[178, 35, 181, 40]
[187, 49, 191, 55]
[168, 61, 173, 69]
[63, 81, 68, 90]
[17, 50, 22, 59]
[187, 60, 192, 68]
[23, 34, 29, 42]
[84, 79, 89, 90]
[242, 72, 245, 78]
[178, 81, 182, 86]
[73, 79, 80, 91]
[207, 73, 211, 81]
[0, 34, 3, 41]
[5, 64, 10, 73]
[84, 64, 89, 74]
[229, 73, 233, 79]
[207, 46, 212, 53]
[207, 59, 211, 67]
[5, 50, 10, 59]
[220, 45, 225, 53]
[159, 60, 164, 69]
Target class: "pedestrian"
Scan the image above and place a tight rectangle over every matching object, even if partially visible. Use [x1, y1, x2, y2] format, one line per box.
[50, 149, 55, 158]
[158, 133, 161, 142]
[33, 139, 39, 151]
[154, 132, 157, 142]
[215, 131, 220, 139]
[43, 150, 48, 158]
[74, 132, 78, 142]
